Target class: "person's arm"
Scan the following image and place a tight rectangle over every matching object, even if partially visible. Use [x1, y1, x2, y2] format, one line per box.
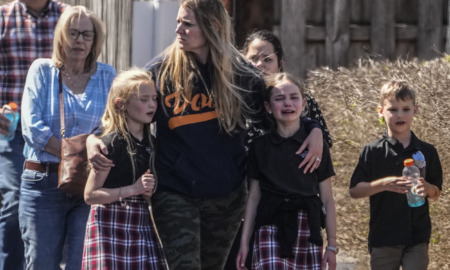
[349, 176, 410, 198]
[21, 61, 59, 156]
[44, 135, 61, 158]
[319, 178, 337, 270]
[236, 179, 261, 270]
[84, 168, 155, 205]
[86, 134, 114, 171]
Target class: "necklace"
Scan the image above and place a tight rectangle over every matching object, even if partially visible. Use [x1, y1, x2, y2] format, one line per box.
[61, 66, 91, 93]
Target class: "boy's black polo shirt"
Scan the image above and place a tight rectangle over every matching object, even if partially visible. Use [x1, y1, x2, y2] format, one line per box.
[350, 132, 442, 248]
[248, 125, 335, 196]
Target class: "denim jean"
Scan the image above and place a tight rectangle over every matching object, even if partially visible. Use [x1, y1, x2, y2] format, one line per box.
[0, 127, 25, 270]
[19, 169, 89, 270]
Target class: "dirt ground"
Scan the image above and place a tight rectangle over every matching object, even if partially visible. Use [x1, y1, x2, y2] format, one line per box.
[307, 57, 450, 269]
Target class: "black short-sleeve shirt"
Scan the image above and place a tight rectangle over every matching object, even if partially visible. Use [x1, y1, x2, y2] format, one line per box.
[350, 132, 443, 248]
[101, 131, 153, 189]
[247, 125, 335, 196]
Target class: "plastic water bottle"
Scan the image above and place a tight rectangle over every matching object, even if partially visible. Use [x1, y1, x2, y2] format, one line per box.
[0, 102, 20, 141]
[403, 158, 425, 207]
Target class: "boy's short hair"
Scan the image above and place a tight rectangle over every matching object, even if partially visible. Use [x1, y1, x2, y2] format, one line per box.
[380, 80, 416, 106]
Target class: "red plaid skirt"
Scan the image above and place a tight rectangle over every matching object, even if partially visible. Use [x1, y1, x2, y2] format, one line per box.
[252, 210, 322, 270]
[82, 196, 168, 270]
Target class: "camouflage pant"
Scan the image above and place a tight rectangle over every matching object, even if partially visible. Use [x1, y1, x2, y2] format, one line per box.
[152, 183, 247, 270]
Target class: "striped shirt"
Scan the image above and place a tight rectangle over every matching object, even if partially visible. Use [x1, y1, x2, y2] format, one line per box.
[0, 0, 66, 109]
[21, 59, 116, 163]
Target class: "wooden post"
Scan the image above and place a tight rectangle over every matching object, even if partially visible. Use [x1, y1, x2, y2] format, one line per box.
[447, 0, 450, 54]
[418, 0, 443, 60]
[281, 0, 306, 78]
[325, 0, 350, 69]
[91, 0, 132, 71]
[371, 0, 395, 60]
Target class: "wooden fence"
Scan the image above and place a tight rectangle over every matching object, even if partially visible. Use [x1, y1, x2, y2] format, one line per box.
[285, 0, 445, 78]
[2, 0, 449, 77]
[232, 0, 449, 78]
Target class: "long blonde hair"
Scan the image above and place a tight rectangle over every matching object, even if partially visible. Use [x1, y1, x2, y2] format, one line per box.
[101, 68, 155, 181]
[101, 69, 154, 141]
[159, 0, 256, 134]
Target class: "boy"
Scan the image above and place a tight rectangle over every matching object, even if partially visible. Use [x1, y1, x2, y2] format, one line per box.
[349, 80, 442, 270]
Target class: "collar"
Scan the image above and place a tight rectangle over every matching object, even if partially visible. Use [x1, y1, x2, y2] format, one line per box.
[269, 125, 307, 145]
[381, 131, 422, 151]
[17, 0, 52, 18]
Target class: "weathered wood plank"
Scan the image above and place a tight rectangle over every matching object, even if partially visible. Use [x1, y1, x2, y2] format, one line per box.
[396, 41, 416, 60]
[305, 0, 325, 24]
[418, 0, 443, 60]
[447, 0, 450, 53]
[371, 0, 395, 59]
[350, 25, 369, 41]
[396, 24, 417, 40]
[306, 25, 326, 41]
[305, 43, 326, 70]
[281, 0, 306, 78]
[325, 0, 350, 68]
[307, 24, 419, 43]
[395, 0, 418, 24]
[348, 42, 370, 66]
[234, 0, 274, 48]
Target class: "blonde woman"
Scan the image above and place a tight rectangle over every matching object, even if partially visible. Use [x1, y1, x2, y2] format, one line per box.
[88, 0, 323, 268]
[20, 6, 115, 270]
[82, 69, 167, 269]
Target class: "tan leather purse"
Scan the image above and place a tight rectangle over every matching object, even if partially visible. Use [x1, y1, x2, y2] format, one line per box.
[57, 71, 89, 198]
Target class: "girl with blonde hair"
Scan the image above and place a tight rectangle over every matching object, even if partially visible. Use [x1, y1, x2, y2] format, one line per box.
[82, 69, 168, 269]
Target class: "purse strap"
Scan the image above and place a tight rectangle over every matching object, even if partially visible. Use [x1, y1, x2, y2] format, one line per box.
[59, 71, 66, 138]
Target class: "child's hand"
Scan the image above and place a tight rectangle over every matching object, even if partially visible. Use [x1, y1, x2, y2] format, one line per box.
[412, 178, 427, 198]
[236, 245, 249, 270]
[134, 169, 155, 195]
[420, 178, 441, 200]
[383, 176, 410, 194]
[321, 249, 337, 270]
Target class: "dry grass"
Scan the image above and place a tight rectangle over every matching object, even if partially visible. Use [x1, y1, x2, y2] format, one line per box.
[306, 57, 450, 269]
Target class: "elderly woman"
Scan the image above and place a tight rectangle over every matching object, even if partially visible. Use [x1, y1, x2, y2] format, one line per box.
[19, 6, 116, 270]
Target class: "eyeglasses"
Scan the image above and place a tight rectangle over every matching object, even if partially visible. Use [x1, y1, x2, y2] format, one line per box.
[68, 29, 95, 41]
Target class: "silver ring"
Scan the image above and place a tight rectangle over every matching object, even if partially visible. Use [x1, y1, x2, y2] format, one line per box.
[316, 157, 321, 162]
